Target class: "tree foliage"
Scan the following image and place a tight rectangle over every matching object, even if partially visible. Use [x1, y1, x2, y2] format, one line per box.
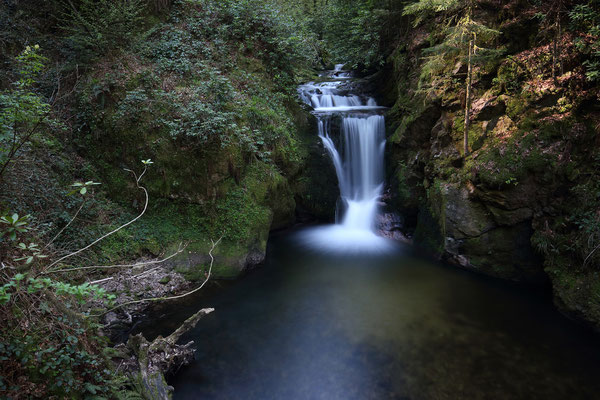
[0, 46, 52, 180]
[61, 0, 146, 62]
[404, 0, 502, 155]
[570, 0, 600, 81]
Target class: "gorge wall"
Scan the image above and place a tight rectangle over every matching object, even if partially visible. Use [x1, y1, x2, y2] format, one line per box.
[382, 1, 600, 330]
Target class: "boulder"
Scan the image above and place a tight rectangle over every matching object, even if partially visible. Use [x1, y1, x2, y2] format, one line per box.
[414, 183, 544, 282]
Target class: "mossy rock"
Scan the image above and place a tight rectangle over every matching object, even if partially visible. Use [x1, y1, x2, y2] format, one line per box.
[462, 223, 544, 282]
[171, 237, 268, 281]
[292, 115, 339, 221]
[413, 200, 445, 258]
[545, 264, 600, 331]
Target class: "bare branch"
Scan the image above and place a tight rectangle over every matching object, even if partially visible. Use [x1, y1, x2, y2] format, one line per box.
[45, 242, 187, 274]
[583, 243, 600, 268]
[92, 236, 223, 317]
[164, 307, 214, 344]
[42, 199, 87, 252]
[44, 166, 149, 272]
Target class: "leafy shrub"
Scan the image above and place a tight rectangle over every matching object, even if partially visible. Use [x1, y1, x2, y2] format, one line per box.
[570, 0, 600, 81]
[0, 46, 51, 178]
[322, 1, 384, 70]
[61, 0, 146, 61]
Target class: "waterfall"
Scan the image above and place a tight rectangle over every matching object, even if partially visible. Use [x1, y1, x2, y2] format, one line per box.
[318, 115, 385, 230]
[297, 66, 392, 252]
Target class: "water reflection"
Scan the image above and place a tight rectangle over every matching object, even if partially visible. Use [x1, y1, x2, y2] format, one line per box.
[163, 232, 600, 400]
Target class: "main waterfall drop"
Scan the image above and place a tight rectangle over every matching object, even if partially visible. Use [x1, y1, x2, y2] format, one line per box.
[298, 65, 393, 252]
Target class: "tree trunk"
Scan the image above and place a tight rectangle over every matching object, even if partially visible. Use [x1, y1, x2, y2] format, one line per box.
[552, 18, 558, 83]
[464, 36, 474, 156]
[124, 308, 215, 400]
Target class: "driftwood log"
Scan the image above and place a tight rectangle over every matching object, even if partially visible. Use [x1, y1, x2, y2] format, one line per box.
[118, 308, 214, 399]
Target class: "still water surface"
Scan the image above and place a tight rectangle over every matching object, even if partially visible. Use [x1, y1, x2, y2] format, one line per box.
[140, 231, 600, 399]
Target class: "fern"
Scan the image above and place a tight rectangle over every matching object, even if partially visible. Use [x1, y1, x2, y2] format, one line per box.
[109, 375, 145, 400]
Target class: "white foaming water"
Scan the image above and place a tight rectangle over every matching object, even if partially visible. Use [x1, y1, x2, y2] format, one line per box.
[297, 67, 393, 253]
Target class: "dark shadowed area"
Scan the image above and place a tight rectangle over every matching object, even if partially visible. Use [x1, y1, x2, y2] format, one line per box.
[135, 231, 600, 400]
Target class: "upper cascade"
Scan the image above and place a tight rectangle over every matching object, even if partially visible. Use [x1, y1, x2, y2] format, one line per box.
[298, 69, 384, 113]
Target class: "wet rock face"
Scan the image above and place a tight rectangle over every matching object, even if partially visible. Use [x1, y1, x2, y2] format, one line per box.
[382, 1, 600, 329]
[376, 212, 412, 244]
[417, 183, 544, 283]
[293, 136, 340, 222]
[170, 238, 269, 282]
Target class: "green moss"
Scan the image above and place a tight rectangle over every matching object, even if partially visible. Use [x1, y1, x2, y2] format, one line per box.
[413, 180, 447, 256]
[451, 114, 486, 153]
[388, 92, 428, 144]
[505, 96, 530, 120]
[493, 60, 527, 94]
[413, 206, 445, 257]
[213, 162, 273, 243]
[395, 162, 414, 206]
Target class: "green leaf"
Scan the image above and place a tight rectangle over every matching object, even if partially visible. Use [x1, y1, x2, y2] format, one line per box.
[84, 382, 99, 394]
[0, 293, 11, 304]
[80, 187, 87, 195]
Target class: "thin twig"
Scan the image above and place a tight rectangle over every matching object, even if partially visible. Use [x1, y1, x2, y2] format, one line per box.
[91, 236, 223, 317]
[45, 242, 187, 274]
[583, 242, 600, 268]
[44, 166, 148, 272]
[42, 199, 86, 251]
[0, 108, 53, 179]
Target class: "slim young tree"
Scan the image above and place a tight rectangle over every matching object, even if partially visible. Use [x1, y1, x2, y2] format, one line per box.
[403, 0, 501, 156]
[533, 0, 572, 83]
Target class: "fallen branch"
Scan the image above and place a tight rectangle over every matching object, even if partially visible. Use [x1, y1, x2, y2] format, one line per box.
[131, 266, 162, 280]
[45, 242, 187, 275]
[121, 308, 214, 400]
[163, 307, 214, 345]
[88, 265, 162, 286]
[93, 236, 223, 317]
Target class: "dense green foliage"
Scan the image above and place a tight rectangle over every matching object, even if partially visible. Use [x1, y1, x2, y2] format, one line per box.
[2, 0, 600, 397]
[0, 0, 322, 397]
[570, 0, 600, 81]
[0, 46, 53, 179]
[62, 0, 146, 62]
